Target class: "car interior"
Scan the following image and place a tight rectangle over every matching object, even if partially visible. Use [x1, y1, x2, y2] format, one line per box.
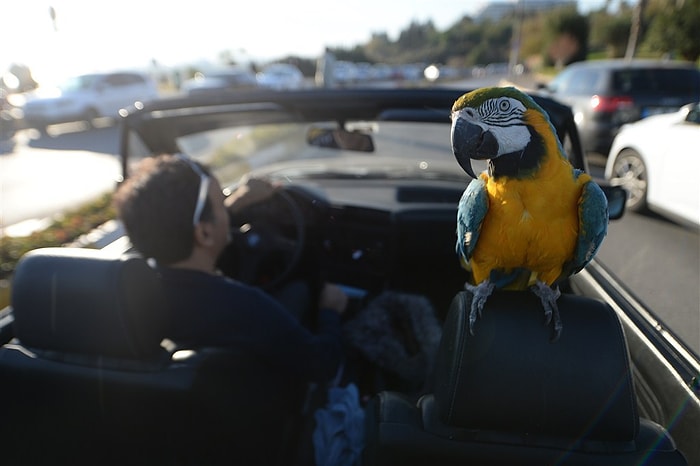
[0, 248, 307, 465]
[0, 246, 687, 465]
[0, 89, 692, 465]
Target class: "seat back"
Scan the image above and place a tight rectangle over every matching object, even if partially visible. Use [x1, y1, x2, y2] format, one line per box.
[432, 291, 637, 443]
[10, 247, 167, 360]
[364, 290, 687, 465]
[0, 248, 305, 465]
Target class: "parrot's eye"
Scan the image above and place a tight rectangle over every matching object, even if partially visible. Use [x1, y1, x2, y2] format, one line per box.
[498, 99, 511, 111]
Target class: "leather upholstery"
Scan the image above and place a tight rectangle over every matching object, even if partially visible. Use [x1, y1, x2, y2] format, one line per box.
[0, 247, 306, 465]
[11, 247, 166, 359]
[432, 290, 637, 445]
[364, 290, 688, 465]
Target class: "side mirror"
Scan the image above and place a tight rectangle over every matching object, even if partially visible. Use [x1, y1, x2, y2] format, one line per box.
[601, 185, 627, 220]
[685, 103, 700, 124]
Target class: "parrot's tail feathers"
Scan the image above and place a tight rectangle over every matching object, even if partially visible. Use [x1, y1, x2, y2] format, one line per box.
[464, 280, 495, 336]
[531, 281, 562, 342]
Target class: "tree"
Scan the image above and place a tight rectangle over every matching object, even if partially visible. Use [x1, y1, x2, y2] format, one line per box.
[394, 21, 444, 63]
[589, 6, 634, 58]
[364, 33, 394, 63]
[519, 14, 546, 59]
[8, 64, 37, 93]
[602, 16, 633, 57]
[545, 7, 589, 67]
[624, 0, 647, 59]
[642, 0, 700, 61]
[442, 17, 492, 64]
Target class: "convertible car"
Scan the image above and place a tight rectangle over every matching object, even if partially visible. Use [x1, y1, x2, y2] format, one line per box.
[0, 88, 697, 465]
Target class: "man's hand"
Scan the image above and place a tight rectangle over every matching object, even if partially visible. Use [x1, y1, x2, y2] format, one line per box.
[318, 283, 348, 315]
[225, 177, 279, 213]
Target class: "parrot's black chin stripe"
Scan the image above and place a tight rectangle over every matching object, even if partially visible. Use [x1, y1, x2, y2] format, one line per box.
[489, 151, 526, 178]
[459, 150, 535, 180]
[489, 127, 543, 179]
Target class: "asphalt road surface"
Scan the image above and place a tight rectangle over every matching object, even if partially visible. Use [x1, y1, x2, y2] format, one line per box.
[1, 98, 698, 356]
[0, 125, 122, 234]
[583, 155, 699, 356]
[597, 197, 699, 355]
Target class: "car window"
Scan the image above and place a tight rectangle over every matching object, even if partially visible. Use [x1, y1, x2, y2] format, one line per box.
[547, 68, 571, 93]
[170, 121, 470, 186]
[548, 67, 603, 95]
[60, 74, 99, 92]
[612, 68, 700, 95]
[566, 68, 603, 94]
[124, 73, 147, 85]
[103, 73, 145, 88]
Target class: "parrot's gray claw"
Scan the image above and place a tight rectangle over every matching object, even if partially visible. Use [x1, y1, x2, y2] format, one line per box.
[464, 281, 495, 336]
[531, 281, 562, 342]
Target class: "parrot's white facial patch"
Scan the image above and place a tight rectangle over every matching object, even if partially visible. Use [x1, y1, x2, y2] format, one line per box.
[477, 97, 531, 157]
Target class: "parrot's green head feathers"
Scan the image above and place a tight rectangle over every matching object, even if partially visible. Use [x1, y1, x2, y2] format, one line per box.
[451, 86, 543, 113]
[451, 86, 560, 179]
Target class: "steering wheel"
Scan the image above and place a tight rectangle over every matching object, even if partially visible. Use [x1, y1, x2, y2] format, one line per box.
[217, 188, 306, 292]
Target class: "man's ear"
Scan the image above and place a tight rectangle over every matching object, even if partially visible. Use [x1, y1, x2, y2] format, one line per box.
[193, 222, 216, 247]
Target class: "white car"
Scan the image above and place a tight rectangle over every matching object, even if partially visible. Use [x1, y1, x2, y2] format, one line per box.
[605, 102, 700, 228]
[21, 71, 159, 133]
[256, 64, 305, 90]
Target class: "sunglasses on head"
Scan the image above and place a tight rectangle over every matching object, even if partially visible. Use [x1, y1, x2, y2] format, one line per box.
[175, 154, 210, 226]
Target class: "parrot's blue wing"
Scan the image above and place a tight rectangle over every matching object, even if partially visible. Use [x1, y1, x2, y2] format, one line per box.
[573, 177, 609, 273]
[456, 176, 489, 268]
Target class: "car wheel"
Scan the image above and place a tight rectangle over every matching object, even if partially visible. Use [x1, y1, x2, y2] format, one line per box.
[83, 108, 100, 128]
[611, 148, 647, 212]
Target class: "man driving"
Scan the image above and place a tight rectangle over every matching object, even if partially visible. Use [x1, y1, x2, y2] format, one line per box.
[113, 153, 348, 383]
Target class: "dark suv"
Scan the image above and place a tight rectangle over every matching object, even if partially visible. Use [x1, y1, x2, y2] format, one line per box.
[539, 59, 700, 156]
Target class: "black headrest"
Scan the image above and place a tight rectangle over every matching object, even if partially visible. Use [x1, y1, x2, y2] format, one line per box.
[432, 291, 638, 443]
[11, 248, 166, 359]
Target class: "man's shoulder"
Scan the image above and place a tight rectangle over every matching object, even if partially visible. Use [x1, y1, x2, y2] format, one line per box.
[159, 266, 281, 305]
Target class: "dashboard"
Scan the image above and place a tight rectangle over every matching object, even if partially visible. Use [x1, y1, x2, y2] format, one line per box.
[284, 178, 469, 316]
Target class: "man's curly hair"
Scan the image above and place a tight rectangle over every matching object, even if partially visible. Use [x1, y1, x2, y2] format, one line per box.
[114, 154, 214, 264]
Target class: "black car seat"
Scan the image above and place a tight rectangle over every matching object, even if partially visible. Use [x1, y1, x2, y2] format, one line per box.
[0, 247, 306, 465]
[363, 290, 688, 465]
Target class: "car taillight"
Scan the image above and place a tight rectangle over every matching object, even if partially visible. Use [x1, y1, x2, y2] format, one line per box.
[590, 95, 634, 112]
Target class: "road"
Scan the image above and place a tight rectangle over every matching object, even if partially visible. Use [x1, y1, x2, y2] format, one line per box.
[0, 125, 122, 235]
[579, 157, 698, 355]
[1, 89, 698, 356]
[597, 199, 700, 355]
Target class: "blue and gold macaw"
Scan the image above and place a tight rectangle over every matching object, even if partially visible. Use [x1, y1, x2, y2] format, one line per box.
[451, 87, 608, 341]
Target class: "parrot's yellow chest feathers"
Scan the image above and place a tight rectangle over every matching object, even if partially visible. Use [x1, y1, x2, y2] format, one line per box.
[470, 153, 590, 287]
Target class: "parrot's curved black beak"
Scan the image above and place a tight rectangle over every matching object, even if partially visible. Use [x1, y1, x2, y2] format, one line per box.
[451, 116, 498, 179]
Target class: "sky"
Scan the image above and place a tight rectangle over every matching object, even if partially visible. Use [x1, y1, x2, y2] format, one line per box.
[3, 0, 606, 85]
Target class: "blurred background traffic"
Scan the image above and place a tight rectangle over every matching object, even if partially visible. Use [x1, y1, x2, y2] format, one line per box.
[1, 0, 699, 350]
[2, 0, 697, 141]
